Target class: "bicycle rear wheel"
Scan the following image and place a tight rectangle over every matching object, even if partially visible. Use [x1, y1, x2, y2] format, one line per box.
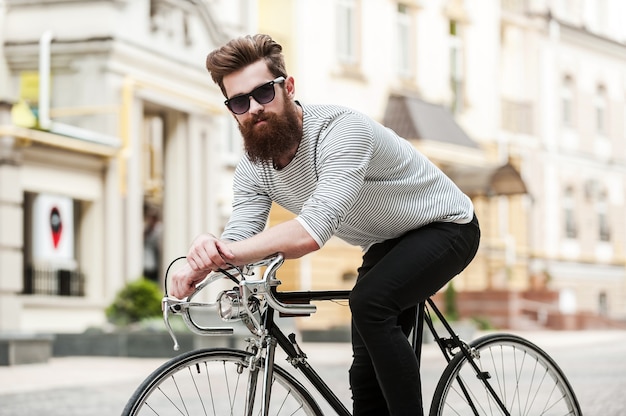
[430, 333, 582, 416]
[123, 347, 323, 416]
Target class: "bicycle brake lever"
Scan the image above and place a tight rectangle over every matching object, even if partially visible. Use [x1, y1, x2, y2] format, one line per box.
[162, 297, 180, 351]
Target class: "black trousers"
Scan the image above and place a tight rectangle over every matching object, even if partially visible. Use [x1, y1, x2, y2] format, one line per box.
[349, 215, 480, 416]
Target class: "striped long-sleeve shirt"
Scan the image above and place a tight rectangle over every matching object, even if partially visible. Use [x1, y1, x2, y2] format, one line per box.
[221, 103, 474, 251]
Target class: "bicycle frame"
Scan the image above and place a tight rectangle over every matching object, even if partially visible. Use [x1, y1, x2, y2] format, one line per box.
[271, 290, 352, 415]
[162, 255, 512, 416]
[265, 288, 460, 416]
[268, 292, 510, 416]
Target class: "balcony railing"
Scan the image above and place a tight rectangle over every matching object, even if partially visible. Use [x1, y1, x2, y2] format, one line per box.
[24, 265, 85, 296]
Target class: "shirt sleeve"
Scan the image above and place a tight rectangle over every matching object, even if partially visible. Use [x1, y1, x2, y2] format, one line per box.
[295, 112, 375, 247]
[220, 161, 273, 242]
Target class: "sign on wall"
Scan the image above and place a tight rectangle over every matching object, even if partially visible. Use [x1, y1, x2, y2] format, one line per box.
[32, 193, 75, 265]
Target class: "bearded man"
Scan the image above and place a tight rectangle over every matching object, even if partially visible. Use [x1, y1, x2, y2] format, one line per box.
[171, 34, 480, 416]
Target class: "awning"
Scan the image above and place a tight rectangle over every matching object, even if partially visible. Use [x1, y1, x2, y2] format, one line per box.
[0, 124, 119, 158]
[383, 94, 527, 197]
[383, 94, 480, 149]
[445, 162, 528, 197]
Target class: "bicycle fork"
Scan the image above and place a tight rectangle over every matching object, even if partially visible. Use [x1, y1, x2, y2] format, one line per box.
[244, 335, 278, 416]
[424, 299, 511, 416]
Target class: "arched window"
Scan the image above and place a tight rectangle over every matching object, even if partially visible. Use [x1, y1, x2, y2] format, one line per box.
[561, 76, 574, 127]
[336, 0, 360, 66]
[396, 3, 415, 79]
[594, 85, 608, 136]
[563, 186, 577, 239]
[449, 19, 464, 114]
[598, 291, 608, 316]
[597, 190, 610, 241]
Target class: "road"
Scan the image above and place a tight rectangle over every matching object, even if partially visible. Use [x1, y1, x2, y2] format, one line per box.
[0, 330, 624, 415]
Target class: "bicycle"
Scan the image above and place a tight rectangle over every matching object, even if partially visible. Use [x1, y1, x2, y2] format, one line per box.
[123, 253, 582, 416]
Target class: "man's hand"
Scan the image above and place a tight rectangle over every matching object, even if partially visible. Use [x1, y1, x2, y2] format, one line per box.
[169, 262, 209, 299]
[169, 234, 236, 299]
[186, 233, 236, 273]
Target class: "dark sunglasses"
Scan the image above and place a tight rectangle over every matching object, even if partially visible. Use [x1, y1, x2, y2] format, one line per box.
[224, 77, 286, 115]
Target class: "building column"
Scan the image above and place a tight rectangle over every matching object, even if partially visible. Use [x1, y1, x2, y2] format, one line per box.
[0, 100, 24, 332]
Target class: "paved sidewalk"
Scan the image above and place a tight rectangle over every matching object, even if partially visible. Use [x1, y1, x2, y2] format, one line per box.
[0, 330, 625, 415]
[0, 342, 356, 416]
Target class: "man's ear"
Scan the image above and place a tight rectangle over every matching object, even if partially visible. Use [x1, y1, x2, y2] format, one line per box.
[285, 76, 296, 99]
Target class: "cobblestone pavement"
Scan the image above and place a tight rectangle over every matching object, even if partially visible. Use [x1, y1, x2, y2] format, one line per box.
[0, 330, 624, 415]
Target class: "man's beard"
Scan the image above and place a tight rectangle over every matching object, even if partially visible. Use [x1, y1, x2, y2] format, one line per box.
[238, 99, 302, 166]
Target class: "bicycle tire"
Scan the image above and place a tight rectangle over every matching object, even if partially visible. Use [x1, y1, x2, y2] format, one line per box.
[429, 333, 582, 416]
[122, 347, 323, 416]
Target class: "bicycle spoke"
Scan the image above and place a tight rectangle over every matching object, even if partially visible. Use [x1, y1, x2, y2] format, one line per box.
[431, 334, 582, 416]
[123, 349, 321, 416]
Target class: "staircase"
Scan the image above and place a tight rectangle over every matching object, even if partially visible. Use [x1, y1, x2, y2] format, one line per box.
[433, 289, 626, 331]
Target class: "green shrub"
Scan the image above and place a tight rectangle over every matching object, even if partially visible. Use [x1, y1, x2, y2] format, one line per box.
[471, 316, 495, 330]
[444, 282, 459, 321]
[106, 278, 163, 326]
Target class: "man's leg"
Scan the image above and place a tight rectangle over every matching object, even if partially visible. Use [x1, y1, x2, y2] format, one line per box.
[349, 217, 479, 415]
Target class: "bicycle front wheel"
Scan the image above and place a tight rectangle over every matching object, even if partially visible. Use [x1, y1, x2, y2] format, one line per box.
[430, 333, 582, 416]
[123, 347, 323, 416]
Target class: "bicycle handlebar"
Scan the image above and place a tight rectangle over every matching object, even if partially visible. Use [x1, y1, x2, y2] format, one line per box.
[162, 253, 317, 350]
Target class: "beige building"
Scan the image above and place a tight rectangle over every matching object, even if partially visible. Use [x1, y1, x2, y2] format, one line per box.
[0, 0, 625, 336]
[0, 0, 255, 333]
[256, 0, 626, 332]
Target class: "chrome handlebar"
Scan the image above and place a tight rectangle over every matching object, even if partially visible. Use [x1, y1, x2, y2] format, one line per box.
[162, 254, 317, 350]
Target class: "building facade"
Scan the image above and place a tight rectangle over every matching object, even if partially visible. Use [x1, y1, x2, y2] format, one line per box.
[0, 0, 255, 332]
[498, 0, 626, 326]
[0, 0, 625, 335]
[255, 0, 626, 331]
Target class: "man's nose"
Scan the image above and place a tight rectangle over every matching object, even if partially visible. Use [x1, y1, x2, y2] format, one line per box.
[248, 96, 264, 114]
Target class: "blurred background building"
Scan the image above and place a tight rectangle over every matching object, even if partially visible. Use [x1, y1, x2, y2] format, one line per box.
[0, 0, 625, 336]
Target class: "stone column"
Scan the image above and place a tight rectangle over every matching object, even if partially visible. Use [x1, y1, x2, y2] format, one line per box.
[0, 100, 24, 332]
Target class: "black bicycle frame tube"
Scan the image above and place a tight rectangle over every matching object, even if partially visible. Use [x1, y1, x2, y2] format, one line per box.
[273, 326, 351, 415]
[271, 290, 434, 416]
[271, 290, 505, 416]
[266, 309, 351, 416]
[412, 302, 426, 416]
[262, 338, 277, 416]
[274, 289, 351, 303]
[425, 298, 510, 416]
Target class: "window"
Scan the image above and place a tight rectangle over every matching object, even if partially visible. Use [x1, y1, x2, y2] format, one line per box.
[597, 190, 610, 242]
[563, 187, 577, 239]
[150, 0, 193, 46]
[23, 192, 85, 296]
[143, 113, 165, 200]
[598, 291, 608, 316]
[592, 0, 608, 35]
[449, 20, 464, 114]
[561, 76, 574, 127]
[336, 0, 360, 67]
[594, 85, 607, 136]
[396, 3, 413, 78]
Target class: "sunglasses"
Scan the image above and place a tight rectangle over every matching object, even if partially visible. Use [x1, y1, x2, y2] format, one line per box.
[224, 77, 286, 115]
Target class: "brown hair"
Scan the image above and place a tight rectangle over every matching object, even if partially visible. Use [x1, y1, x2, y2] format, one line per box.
[206, 34, 288, 97]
